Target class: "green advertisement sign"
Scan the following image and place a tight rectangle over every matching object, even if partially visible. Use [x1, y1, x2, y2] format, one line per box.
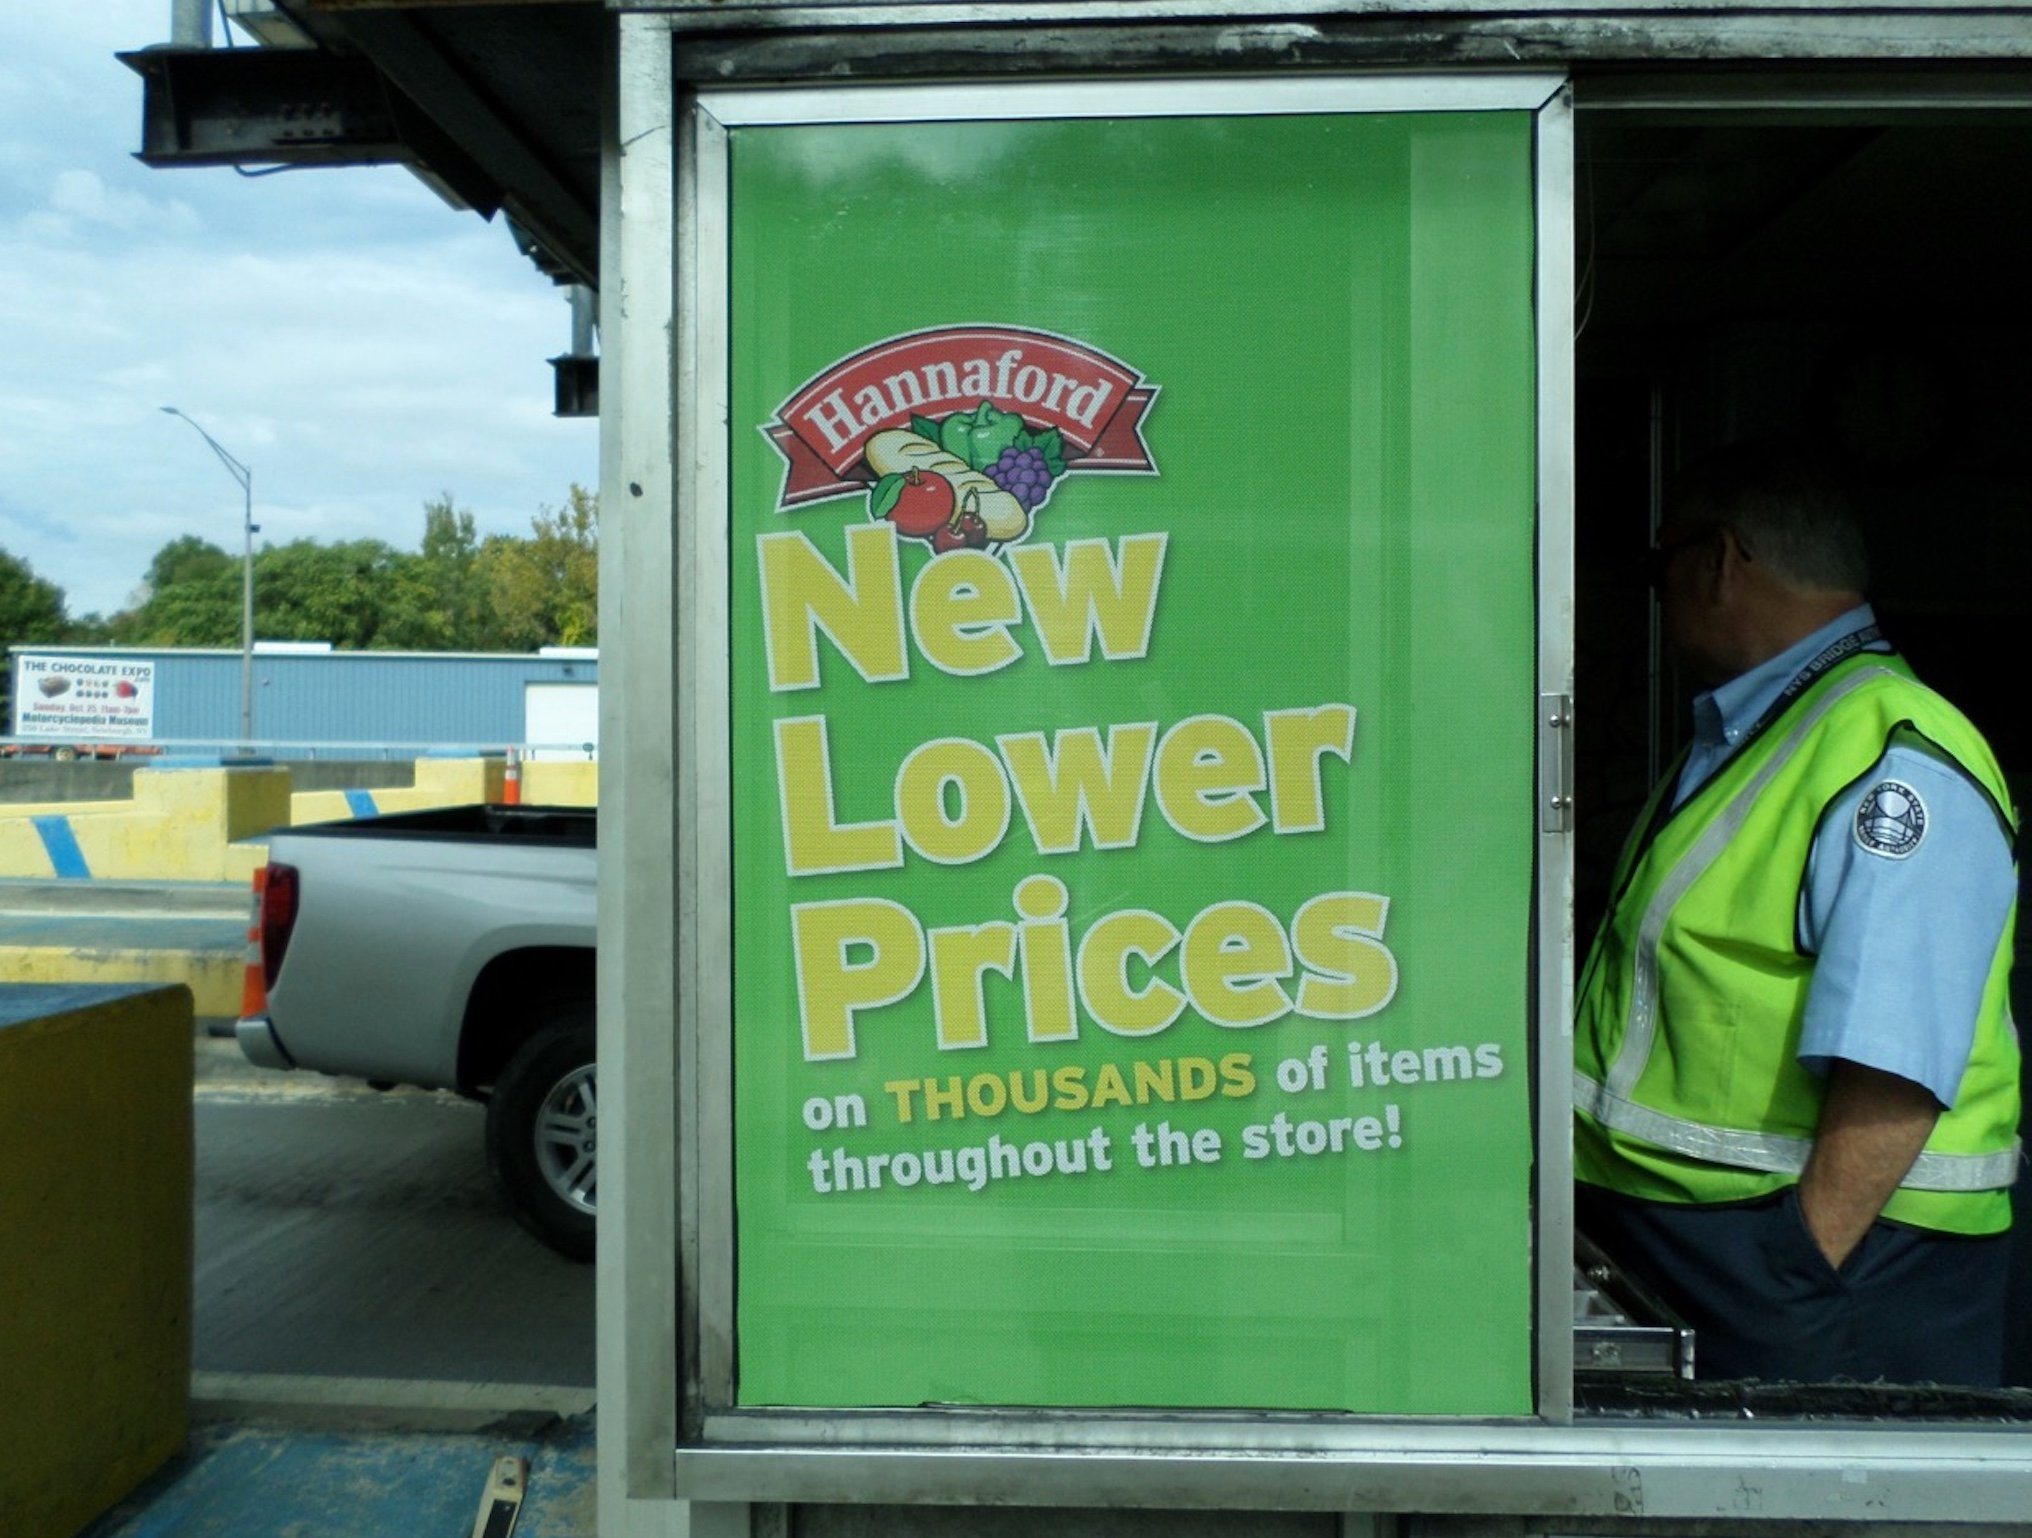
[728, 109, 1539, 1415]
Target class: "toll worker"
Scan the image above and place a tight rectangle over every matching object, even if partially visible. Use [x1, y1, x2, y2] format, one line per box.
[1574, 443, 2021, 1384]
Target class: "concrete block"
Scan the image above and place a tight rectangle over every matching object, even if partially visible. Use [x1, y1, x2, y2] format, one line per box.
[0, 936, 244, 1018]
[4, 768, 291, 883]
[0, 816, 60, 878]
[0, 983, 193, 1538]
[135, 764, 294, 847]
[523, 761, 597, 806]
[335, 756, 505, 817]
[413, 755, 505, 805]
[0, 757, 588, 878]
[289, 789, 370, 827]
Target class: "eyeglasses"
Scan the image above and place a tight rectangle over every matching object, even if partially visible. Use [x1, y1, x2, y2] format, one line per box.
[1645, 525, 1719, 590]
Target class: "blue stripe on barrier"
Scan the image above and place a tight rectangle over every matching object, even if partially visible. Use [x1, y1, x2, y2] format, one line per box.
[31, 816, 91, 880]
[344, 789, 379, 818]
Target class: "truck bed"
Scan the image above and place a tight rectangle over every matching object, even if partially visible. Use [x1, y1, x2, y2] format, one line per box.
[281, 803, 596, 847]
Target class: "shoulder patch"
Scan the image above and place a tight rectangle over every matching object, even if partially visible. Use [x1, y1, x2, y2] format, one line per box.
[1854, 779, 1928, 859]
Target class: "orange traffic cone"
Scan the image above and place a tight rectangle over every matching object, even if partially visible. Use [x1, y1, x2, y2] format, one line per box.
[239, 865, 269, 1020]
[503, 747, 523, 806]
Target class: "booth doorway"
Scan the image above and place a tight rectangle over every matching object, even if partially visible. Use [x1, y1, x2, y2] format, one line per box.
[1569, 103, 2032, 1387]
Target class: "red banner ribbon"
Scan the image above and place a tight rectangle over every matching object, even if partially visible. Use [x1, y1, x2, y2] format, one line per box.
[764, 326, 1158, 510]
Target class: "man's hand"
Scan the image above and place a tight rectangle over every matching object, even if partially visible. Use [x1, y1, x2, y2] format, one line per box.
[1797, 1061, 1942, 1270]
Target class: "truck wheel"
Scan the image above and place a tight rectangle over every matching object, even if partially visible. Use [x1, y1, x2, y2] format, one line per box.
[486, 1009, 596, 1261]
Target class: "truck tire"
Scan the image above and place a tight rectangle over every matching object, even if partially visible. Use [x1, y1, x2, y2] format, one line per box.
[486, 1006, 596, 1261]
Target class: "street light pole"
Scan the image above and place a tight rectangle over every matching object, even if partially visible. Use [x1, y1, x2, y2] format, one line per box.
[160, 407, 257, 744]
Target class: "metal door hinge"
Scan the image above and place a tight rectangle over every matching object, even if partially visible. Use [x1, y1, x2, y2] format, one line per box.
[1540, 692, 1574, 833]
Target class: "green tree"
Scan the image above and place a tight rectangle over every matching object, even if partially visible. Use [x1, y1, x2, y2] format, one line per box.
[478, 484, 598, 650]
[0, 547, 70, 728]
[413, 494, 487, 649]
[0, 547, 67, 645]
[144, 535, 234, 593]
[254, 538, 420, 651]
[109, 537, 239, 645]
[101, 486, 597, 654]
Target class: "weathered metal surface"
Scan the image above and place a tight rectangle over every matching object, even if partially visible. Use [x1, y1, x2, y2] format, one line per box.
[638, 3, 2032, 59]
[322, 7, 601, 282]
[120, 45, 410, 169]
[664, 18, 2032, 88]
[632, 0, 2032, 13]
[86, 1416, 596, 1538]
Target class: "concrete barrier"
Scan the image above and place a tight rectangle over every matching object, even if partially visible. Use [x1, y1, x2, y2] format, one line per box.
[0, 765, 290, 883]
[0, 757, 422, 805]
[524, 759, 597, 806]
[0, 759, 139, 803]
[0, 757, 548, 879]
[287, 755, 507, 827]
[0, 982, 193, 1538]
[0, 912, 246, 1018]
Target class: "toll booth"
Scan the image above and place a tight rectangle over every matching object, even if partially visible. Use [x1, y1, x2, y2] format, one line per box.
[127, 2, 2032, 1533]
[591, 7, 2032, 1538]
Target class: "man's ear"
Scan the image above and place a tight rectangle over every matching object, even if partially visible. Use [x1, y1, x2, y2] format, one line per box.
[1681, 525, 1727, 598]
[1706, 524, 1756, 599]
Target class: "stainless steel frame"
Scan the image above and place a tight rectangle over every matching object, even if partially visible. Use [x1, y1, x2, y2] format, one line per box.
[606, 7, 2032, 1519]
[665, 1422, 2032, 1519]
[1533, 80, 1577, 1427]
[635, 19, 1581, 1481]
[598, 13, 683, 1512]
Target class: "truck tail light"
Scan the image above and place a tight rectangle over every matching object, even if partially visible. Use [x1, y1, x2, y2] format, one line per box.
[261, 861, 301, 990]
[239, 869, 268, 1020]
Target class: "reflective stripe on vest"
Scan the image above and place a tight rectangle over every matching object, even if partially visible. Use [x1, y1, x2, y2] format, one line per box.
[1602, 667, 1891, 1106]
[1574, 1070, 2022, 1191]
[1583, 661, 2020, 1198]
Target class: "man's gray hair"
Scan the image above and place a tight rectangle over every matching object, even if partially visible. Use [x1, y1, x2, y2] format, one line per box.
[1666, 441, 1871, 594]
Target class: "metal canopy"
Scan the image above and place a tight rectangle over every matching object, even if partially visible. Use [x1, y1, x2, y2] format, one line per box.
[133, 2, 2032, 296]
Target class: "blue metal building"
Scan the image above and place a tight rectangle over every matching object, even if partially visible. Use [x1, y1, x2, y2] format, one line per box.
[6, 646, 599, 757]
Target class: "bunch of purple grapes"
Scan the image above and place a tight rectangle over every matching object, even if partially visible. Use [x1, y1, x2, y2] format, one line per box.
[986, 445, 1056, 511]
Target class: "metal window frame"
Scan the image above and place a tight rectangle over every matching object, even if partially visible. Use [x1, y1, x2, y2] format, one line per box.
[602, 7, 2032, 1516]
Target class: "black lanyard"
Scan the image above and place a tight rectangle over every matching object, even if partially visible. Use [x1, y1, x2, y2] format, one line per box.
[1624, 623, 1891, 890]
[1736, 622, 1886, 751]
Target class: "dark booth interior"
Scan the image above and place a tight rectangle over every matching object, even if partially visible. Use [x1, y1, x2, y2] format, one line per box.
[1569, 103, 2032, 1398]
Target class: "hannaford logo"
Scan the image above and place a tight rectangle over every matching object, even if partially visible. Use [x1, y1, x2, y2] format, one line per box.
[762, 326, 1158, 550]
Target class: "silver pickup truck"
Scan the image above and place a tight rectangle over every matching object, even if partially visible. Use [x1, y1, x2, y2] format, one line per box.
[237, 804, 598, 1259]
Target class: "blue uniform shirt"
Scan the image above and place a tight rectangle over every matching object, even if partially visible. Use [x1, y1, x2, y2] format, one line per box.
[1673, 606, 2016, 1108]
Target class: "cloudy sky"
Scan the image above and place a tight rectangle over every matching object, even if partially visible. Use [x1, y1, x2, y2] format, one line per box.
[0, 3, 599, 621]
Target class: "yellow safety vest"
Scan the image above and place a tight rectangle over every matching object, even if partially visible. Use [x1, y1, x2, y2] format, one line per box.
[1575, 651, 2021, 1234]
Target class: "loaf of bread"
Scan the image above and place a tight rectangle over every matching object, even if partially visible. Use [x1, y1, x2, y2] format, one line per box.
[865, 429, 1029, 542]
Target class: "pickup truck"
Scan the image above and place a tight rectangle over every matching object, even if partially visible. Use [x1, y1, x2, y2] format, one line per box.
[237, 804, 598, 1259]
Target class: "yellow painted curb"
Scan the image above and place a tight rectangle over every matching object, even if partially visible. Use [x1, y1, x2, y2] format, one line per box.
[0, 947, 242, 1018]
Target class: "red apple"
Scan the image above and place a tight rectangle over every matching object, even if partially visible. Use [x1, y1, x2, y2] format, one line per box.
[886, 469, 954, 538]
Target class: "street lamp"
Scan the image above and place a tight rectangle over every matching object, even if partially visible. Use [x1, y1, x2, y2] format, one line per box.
[160, 407, 258, 744]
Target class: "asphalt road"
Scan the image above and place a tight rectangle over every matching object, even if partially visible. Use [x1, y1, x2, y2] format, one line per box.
[194, 1036, 595, 1395]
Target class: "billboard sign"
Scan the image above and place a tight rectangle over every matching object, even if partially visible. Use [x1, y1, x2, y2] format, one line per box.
[12, 654, 156, 741]
[722, 102, 1542, 1418]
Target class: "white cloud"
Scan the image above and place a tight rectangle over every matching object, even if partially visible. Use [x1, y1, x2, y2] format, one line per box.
[15, 168, 202, 244]
[0, 5, 598, 623]
[40, 166, 203, 236]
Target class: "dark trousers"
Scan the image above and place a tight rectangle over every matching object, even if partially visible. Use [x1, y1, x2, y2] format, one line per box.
[1577, 1183, 2010, 1385]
